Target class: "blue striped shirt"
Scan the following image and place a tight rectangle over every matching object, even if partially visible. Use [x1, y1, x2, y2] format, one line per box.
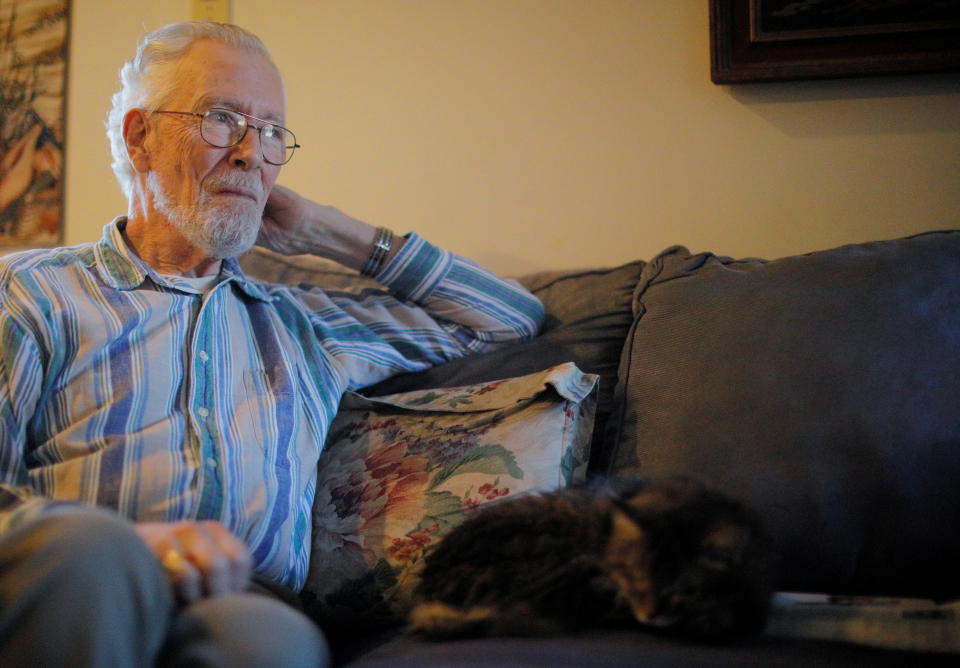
[0, 218, 543, 590]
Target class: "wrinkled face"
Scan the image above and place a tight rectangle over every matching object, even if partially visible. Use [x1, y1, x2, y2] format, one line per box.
[145, 39, 285, 258]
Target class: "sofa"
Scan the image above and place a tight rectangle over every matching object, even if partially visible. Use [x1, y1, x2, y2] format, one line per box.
[239, 229, 960, 666]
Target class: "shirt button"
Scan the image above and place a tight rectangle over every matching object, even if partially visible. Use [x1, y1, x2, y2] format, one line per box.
[197, 407, 209, 418]
[198, 351, 209, 362]
[206, 457, 218, 469]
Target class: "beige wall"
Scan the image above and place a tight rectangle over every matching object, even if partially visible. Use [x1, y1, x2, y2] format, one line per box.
[64, 0, 960, 274]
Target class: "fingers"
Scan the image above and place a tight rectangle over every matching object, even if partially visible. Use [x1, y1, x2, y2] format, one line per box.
[258, 185, 308, 255]
[135, 521, 253, 604]
[159, 544, 203, 603]
[187, 521, 253, 595]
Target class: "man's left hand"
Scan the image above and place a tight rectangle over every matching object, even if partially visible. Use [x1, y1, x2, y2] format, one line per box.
[257, 184, 397, 272]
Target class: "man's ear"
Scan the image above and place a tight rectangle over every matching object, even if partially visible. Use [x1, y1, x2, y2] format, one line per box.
[123, 108, 151, 173]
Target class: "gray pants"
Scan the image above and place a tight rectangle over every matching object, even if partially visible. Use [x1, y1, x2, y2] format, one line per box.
[0, 509, 330, 667]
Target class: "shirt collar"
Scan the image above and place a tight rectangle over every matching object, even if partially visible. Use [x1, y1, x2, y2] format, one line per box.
[220, 255, 273, 302]
[93, 217, 273, 302]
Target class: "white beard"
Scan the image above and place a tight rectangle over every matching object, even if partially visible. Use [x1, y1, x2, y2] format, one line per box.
[147, 171, 263, 259]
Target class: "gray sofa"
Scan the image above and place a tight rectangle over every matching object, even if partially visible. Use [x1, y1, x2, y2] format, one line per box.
[239, 229, 960, 666]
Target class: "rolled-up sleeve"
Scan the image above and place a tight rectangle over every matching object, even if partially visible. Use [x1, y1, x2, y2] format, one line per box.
[293, 233, 544, 389]
[375, 233, 544, 348]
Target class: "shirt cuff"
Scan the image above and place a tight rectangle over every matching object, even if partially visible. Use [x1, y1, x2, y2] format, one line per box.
[373, 232, 454, 302]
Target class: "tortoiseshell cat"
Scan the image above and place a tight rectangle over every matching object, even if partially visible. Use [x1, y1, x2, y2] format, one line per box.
[409, 476, 777, 640]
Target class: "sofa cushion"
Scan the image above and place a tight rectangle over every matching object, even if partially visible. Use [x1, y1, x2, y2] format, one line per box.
[365, 261, 644, 471]
[605, 231, 960, 599]
[341, 628, 958, 667]
[302, 364, 598, 633]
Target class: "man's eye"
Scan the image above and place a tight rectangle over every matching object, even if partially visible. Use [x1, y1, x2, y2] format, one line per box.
[208, 110, 235, 124]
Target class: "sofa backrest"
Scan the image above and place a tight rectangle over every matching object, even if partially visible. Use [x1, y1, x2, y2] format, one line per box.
[604, 231, 960, 600]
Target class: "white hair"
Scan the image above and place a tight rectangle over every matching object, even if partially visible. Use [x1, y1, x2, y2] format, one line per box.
[106, 21, 277, 199]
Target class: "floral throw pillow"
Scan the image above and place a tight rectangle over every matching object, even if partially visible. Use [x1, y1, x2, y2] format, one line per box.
[302, 362, 599, 632]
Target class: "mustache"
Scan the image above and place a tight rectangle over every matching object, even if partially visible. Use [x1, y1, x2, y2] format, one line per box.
[203, 172, 264, 201]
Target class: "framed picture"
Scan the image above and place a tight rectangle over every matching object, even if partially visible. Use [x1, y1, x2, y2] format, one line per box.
[710, 0, 960, 84]
[0, 0, 69, 247]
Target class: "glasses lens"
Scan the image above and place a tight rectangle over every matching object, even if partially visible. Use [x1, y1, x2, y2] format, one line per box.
[199, 108, 296, 164]
[201, 109, 244, 147]
[260, 125, 296, 165]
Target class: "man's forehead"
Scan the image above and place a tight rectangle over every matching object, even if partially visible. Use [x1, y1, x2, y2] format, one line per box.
[171, 40, 286, 122]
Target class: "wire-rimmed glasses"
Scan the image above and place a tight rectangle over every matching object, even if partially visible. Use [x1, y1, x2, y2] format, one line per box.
[152, 107, 300, 165]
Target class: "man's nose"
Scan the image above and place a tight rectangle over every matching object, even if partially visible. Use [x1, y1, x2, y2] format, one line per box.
[230, 129, 262, 169]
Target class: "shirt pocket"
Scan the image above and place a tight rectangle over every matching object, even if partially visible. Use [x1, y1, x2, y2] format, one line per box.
[241, 368, 296, 464]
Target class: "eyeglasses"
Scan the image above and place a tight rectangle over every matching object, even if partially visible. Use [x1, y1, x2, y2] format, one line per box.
[151, 107, 300, 165]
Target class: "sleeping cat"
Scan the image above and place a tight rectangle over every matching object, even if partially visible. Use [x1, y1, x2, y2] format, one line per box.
[409, 476, 777, 640]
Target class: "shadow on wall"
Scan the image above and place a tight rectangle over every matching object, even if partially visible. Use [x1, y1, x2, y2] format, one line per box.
[469, 250, 555, 278]
[726, 72, 960, 138]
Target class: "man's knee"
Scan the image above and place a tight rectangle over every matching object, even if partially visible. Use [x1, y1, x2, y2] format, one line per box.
[0, 508, 174, 667]
[164, 593, 331, 667]
[1, 509, 167, 599]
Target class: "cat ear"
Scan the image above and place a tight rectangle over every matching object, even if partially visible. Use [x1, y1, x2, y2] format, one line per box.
[621, 475, 708, 520]
[609, 504, 647, 544]
[607, 475, 649, 499]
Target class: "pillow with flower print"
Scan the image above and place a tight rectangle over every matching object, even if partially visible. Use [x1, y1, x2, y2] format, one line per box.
[302, 363, 598, 633]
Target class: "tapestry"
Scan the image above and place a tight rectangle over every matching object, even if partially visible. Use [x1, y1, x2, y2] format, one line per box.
[0, 0, 68, 247]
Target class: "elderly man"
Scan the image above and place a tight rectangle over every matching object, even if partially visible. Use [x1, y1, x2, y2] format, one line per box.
[0, 21, 543, 668]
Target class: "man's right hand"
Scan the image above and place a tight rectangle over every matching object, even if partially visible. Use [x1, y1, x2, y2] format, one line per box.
[134, 520, 252, 604]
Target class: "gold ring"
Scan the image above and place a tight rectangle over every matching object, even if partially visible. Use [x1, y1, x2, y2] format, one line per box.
[161, 549, 186, 574]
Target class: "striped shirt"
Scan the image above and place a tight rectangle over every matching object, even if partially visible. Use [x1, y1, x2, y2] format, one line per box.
[0, 218, 543, 590]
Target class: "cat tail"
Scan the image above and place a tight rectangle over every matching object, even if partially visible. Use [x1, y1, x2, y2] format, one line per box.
[408, 602, 564, 640]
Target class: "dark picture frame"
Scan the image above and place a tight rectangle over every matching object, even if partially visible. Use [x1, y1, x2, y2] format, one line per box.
[710, 0, 960, 84]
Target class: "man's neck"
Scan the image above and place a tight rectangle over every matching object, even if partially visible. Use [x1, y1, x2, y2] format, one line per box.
[122, 214, 223, 278]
